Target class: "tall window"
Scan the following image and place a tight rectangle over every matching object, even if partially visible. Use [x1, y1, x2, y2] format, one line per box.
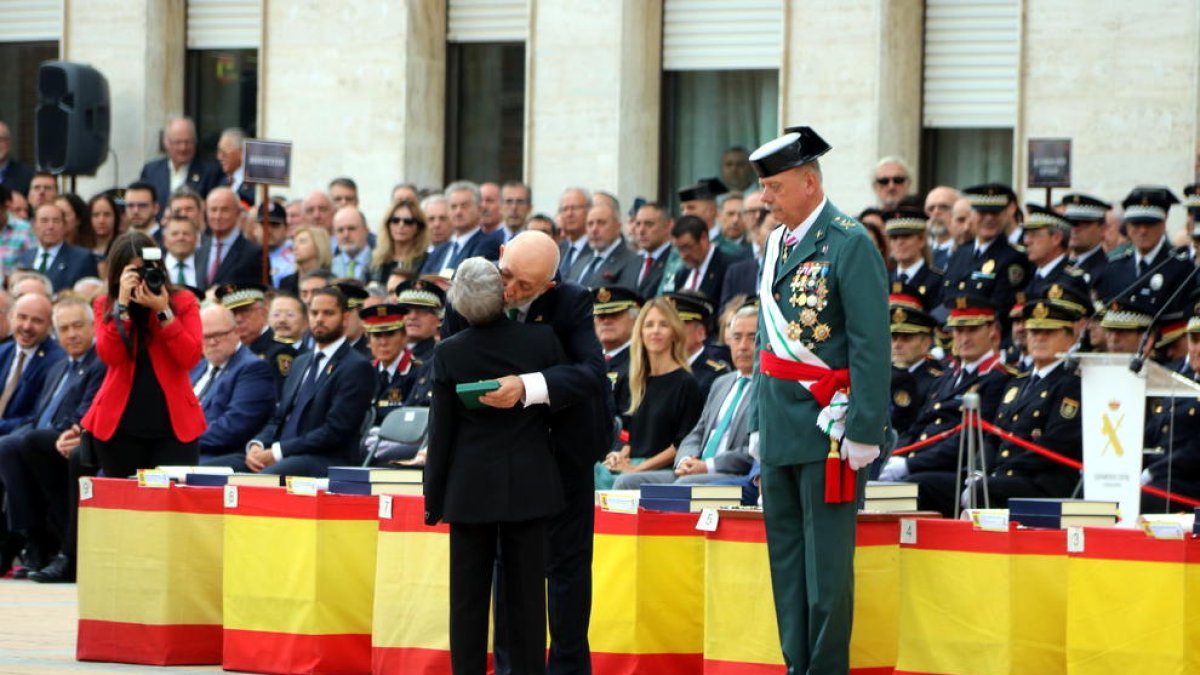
[184, 0, 260, 156]
[444, 43, 526, 185]
[660, 70, 777, 208]
[920, 0, 1018, 188]
[184, 49, 258, 155]
[0, 42, 59, 168]
[659, 0, 782, 208]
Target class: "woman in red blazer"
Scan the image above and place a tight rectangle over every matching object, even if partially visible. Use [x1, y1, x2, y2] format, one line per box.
[81, 231, 206, 478]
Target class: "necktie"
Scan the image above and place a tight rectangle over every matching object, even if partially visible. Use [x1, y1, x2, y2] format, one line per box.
[196, 365, 221, 402]
[209, 240, 224, 281]
[348, 258, 358, 278]
[898, 272, 909, 285]
[449, 240, 463, 266]
[1138, 259, 1151, 277]
[560, 245, 577, 277]
[688, 268, 701, 290]
[0, 350, 28, 418]
[37, 251, 49, 273]
[638, 254, 654, 286]
[281, 352, 325, 441]
[580, 255, 603, 284]
[701, 377, 749, 460]
[974, 248, 984, 262]
[176, 261, 187, 285]
[36, 360, 75, 429]
[377, 366, 390, 393]
[505, 308, 519, 321]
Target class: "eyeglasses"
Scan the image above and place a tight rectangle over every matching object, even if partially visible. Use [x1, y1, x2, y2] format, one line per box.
[875, 176, 908, 187]
[125, 201, 153, 210]
[203, 328, 235, 341]
[389, 216, 419, 226]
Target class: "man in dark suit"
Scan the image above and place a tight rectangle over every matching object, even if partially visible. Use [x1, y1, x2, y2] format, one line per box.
[1061, 193, 1111, 285]
[196, 187, 264, 287]
[452, 233, 610, 675]
[631, 201, 675, 299]
[242, 287, 374, 476]
[0, 293, 65, 435]
[421, 181, 502, 275]
[0, 120, 33, 196]
[138, 116, 221, 220]
[216, 127, 255, 207]
[18, 204, 98, 293]
[193, 304, 277, 460]
[0, 296, 104, 581]
[568, 203, 639, 289]
[720, 192, 774, 311]
[671, 215, 732, 306]
[424, 259, 568, 675]
[1022, 205, 1088, 301]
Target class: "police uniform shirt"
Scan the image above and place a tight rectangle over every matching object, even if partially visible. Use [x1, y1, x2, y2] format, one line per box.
[1144, 362, 1200, 485]
[988, 359, 1081, 492]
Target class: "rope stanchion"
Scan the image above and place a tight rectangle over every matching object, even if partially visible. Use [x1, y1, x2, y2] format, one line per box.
[889, 416, 1200, 509]
[889, 423, 963, 456]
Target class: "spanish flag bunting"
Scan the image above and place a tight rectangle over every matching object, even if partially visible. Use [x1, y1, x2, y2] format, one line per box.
[76, 477, 225, 665]
[222, 486, 378, 675]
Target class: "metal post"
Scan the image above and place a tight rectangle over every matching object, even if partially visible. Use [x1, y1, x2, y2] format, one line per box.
[955, 392, 988, 519]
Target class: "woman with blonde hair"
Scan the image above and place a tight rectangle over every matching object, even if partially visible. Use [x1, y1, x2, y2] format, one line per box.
[595, 296, 701, 490]
[277, 225, 333, 294]
[373, 197, 430, 283]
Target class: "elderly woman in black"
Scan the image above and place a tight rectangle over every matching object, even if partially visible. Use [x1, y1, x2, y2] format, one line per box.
[423, 257, 565, 675]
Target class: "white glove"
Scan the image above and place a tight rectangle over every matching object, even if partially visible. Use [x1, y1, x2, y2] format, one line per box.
[1140, 468, 1152, 486]
[841, 438, 880, 471]
[748, 431, 760, 460]
[879, 455, 909, 482]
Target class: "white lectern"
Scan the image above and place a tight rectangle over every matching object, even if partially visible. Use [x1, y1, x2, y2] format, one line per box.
[1075, 353, 1200, 523]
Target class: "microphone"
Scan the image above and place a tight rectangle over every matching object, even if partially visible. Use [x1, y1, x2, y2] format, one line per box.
[1129, 261, 1200, 374]
[1099, 246, 1191, 307]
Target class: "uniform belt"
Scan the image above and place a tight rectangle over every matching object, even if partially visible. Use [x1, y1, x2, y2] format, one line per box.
[758, 349, 850, 407]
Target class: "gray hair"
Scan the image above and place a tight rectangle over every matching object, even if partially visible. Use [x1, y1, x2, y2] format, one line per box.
[873, 156, 912, 180]
[727, 304, 759, 333]
[421, 193, 448, 211]
[445, 180, 481, 206]
[53, 294, 94, 323]
[220, 127, 246, 145]
[448, 258, 504, 325]
[561, 186, 593, 208]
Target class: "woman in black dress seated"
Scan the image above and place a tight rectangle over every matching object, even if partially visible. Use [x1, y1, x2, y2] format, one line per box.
[596, 296, 702, 490]
[423, 257, 565, 675]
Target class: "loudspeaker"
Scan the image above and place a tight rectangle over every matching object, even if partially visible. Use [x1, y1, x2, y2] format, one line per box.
[35, 60, 110, 176]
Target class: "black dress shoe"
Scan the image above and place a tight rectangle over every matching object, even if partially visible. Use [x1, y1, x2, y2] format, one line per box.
[29, 553, 75, 583]
[14, 543, 48, 579]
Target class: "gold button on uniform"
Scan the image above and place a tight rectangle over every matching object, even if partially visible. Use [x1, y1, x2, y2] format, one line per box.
[1032, 410, 1041, 418]
[1000, 450, 1010, 458]
[1006, 470, 1014, 476]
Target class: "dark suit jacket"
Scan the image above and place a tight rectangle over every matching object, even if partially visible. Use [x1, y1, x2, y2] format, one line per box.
[986, 363, 1082, 497]
[34, 345, 104, 432]
[1095, 243, 1196, 316]
[673, 247, 733, 304]
[421, 229, 503, 274]
[424, 319, 566, 524]
[196, 232, 264, 288]
[223, 174, 257, 206]
[719, 256, 760, 311]
[0, 337, 66, 434]
[635, 246, 673, 299]
[902, 357, 1011, 474]
[138, 156, 221, 218]
[1072, 247, 1108, 287]
[192, 345, 277, 456]
[0, 159, 34, 196]
[255, 339, 374, 463]
[443, 280, 613, 493]
[17, 244, 99, 293]
[569, 241, 640, 289]
[938, 237, 1031, 318]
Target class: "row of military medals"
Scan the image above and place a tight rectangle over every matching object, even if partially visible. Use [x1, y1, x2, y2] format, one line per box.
[786, 262, 831, 344]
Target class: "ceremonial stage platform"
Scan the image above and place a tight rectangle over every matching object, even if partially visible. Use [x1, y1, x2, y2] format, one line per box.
[12, 477, 1200, 675]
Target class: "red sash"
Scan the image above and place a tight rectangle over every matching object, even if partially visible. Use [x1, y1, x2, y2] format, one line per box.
[758, 350, 856, 503]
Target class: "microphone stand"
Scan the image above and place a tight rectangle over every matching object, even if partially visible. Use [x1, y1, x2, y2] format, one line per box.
[1129, 261, 1200, 374]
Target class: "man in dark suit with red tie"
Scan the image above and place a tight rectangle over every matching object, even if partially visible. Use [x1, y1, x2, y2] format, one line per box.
[196, 187, 265, 287]
[671, 215, 732, 304]
[632, 201, 675, 299]
[241, 287, 374, 477]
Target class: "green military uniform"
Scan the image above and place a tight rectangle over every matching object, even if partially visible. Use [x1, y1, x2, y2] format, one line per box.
[748, 127, 890, 675]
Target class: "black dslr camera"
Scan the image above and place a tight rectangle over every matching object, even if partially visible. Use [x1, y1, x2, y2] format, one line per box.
[136, 247, 166, 295]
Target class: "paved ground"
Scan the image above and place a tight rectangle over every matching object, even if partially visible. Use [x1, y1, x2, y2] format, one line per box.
[0, 582, 223, 675]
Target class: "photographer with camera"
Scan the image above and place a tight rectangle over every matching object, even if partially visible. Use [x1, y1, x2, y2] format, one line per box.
[80, 231, 206, 477]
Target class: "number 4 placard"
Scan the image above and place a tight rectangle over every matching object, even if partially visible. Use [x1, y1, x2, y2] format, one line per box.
[899, 518, 918, 545]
